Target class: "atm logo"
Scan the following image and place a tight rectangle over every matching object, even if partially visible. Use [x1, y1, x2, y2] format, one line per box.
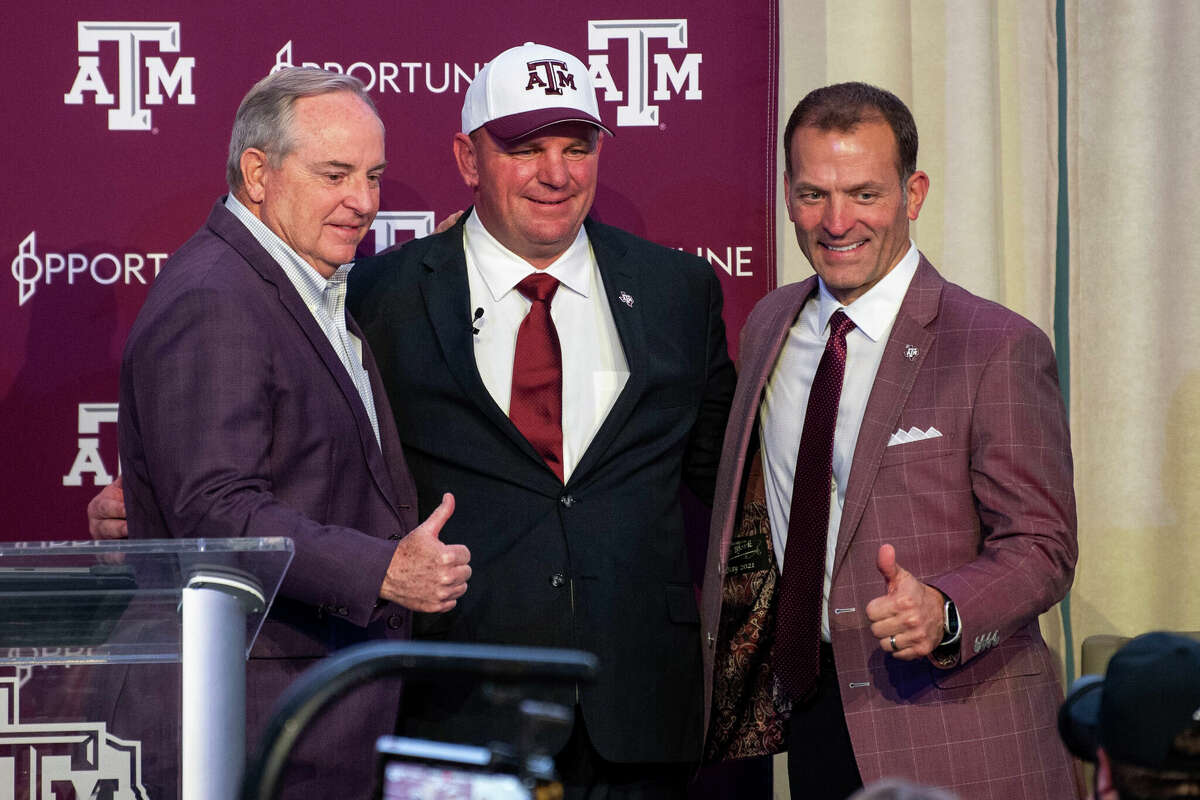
[0, 671, 148, 799]
[587, 19, 703, 127]
[63, 21, 196, 131]
[526, 59, 576, 95]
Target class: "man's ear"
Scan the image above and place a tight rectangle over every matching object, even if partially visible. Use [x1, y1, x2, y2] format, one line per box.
[452, 133, 480, 189]
[1095, 747, 1119, 800]
[905, 169, 930, 221]
[239, 148, 270, 205]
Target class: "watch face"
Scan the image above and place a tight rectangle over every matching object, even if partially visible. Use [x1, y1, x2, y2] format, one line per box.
[941, 599, 961, 646]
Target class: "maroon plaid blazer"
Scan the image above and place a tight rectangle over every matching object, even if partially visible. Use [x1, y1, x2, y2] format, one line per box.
[700, 257, 1081, 798]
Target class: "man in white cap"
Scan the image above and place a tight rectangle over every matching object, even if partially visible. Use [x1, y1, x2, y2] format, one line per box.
[349, 42, 735, 797]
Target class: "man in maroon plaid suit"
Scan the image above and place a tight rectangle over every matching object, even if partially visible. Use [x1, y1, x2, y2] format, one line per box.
[699, 82, 1079, 799]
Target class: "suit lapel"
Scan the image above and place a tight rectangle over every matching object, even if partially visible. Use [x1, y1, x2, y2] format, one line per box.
[206, 201, 404, 523]
[740, 278, 819, 426]
[568, 220, 646, 484]
[349, 313, 411, 513]
[418, 213, 562, 490]
[832, 257, 942, 576]
[713, 277, 816, 559]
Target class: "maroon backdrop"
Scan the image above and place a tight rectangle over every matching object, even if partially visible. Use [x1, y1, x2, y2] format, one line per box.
[1, 1, 778, 543]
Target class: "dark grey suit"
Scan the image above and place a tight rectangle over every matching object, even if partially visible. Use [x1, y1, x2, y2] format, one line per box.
[349, 211, 735, 764]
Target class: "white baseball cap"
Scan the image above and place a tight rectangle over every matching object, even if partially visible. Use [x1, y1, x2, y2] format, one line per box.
[461, 42, 613, 141]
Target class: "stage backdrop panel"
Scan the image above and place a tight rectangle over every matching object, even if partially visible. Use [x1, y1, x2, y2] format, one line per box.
[1, 1, 777, 544]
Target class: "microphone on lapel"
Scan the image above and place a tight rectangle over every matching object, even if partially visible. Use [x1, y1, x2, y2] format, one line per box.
[470, 307, 485, 335]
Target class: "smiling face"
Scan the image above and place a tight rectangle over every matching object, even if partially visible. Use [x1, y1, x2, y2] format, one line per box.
[453, 121, 600, 269]
[242, 90, 386, 278]
[785, 119, 928, 305]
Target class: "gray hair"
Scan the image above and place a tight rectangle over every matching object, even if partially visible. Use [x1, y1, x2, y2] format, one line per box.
[225, 67, 381, 193]
[849, 779, 960, 800]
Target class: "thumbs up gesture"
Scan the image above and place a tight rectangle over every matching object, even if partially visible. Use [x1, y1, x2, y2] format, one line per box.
[864, 544, 946, 660]
[381, 493, 472, 613]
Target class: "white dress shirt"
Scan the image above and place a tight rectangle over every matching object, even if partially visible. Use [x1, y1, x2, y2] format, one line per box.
[464, 211, 629, 481]
[760, 243, 920, 640]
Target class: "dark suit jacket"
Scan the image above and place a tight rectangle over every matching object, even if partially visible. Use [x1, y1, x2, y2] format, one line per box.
[701, 257, 1079, 798]
[348, 211, 735, 763]
[118, 200, 420, 795]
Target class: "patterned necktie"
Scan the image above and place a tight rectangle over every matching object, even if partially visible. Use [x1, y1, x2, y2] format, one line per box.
[774, 309, 856, 700]
[509, 273, 564, 481]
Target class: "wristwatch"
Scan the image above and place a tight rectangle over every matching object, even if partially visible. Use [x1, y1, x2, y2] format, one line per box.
[939, 598, 961, 647]
[930, 597, 962, 668]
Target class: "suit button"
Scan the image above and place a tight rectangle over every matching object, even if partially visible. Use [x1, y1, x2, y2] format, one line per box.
[549, 573, 566, 588]
[559, 495, 575, 508]
[387, 614, 404, 630]
[336, 606, 349, 616]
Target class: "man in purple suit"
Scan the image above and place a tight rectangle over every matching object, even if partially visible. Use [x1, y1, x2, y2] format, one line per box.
[701, 83, 1078, 799]
[116, 67, 471, 796]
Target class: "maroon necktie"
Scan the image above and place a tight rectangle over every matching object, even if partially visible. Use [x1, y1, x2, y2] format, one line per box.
[509, 273, 564, 482]
[774, 309, 856, 700]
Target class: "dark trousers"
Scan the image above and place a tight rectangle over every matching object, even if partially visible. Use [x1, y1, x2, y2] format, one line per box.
[555, 707, 690, 800]
[786, 642, 863, 800]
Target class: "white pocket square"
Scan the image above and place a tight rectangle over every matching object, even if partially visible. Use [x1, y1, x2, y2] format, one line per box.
[887, 426, 942, 447]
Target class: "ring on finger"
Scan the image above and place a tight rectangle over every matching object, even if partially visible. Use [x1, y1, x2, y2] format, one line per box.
[890, 635, 898, 651]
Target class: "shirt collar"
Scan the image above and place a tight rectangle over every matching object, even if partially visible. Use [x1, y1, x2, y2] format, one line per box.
[464, 210, 592, 301]
[814, 241, 920, 342]
[224, 194, 338, 307]
[326, 263, 352, 294]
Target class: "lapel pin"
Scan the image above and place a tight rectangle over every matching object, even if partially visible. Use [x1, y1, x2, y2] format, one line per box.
[904, 344, 919, 360]
[618, 291, 634, 308]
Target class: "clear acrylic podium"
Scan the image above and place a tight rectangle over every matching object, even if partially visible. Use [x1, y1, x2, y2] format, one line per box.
[0, 537, 293, 800]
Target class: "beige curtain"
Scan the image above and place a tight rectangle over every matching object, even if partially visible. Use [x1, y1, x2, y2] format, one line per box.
[772, 0, 1200, 795]
[1065, 0, 1200, 658]
[777, 0, 1059, 337]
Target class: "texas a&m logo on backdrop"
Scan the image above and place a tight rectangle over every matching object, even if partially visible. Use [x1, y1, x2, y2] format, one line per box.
[587, 19, 701, 127]
[271, 18, 701, 128]
[0, 671, 147, 800]
[62, 21, 196, 132]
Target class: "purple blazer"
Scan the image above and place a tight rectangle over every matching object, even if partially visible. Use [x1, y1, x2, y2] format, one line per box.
[700, 257, 1080, 798]
[118, 201, 420, 796]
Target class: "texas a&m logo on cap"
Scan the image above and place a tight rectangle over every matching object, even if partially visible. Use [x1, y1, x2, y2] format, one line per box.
[525, 59, 576, 95]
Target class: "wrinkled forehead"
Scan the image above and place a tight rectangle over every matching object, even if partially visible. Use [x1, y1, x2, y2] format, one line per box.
[791, 120, 902, 180]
